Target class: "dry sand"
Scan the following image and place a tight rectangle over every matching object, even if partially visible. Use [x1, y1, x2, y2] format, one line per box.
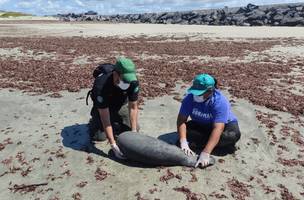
[1, 22, 304, 39]
[0, 21, 304, 200]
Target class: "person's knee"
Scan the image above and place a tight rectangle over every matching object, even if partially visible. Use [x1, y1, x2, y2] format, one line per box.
[229, 130, 241, 143]
[218, 129, 241, 147]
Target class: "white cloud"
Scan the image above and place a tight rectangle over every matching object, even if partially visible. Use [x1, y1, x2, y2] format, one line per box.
[0, 0, 9, 6]
[74, 0, 85, 7]
[16, 1, 35, 8]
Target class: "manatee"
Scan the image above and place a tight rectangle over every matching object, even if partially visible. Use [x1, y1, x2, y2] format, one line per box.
[117, 131, 215, 167]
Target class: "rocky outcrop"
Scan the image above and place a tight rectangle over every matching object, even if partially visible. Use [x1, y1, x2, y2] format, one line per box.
[58, 3, 304, 26]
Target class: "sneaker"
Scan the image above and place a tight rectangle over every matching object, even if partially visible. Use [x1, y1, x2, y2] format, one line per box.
[212, 144, 236, 156]
[91, 130, 107, 142]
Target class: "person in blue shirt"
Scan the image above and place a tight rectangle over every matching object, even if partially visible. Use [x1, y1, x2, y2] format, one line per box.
[177, 74, 241, 168]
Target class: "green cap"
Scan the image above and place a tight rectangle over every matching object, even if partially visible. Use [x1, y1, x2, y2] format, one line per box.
[187, 74, 215, 96]
[115, 57, 137, 83]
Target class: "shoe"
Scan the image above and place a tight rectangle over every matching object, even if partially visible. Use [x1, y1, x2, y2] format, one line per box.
[91, 130, 107, 142]
[88, 118, 107, 141]
[212, 144, 236, 156]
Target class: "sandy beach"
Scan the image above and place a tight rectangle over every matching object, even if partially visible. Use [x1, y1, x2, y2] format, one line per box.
[1, 22, 304, 39]
[0, 21, 304, 200]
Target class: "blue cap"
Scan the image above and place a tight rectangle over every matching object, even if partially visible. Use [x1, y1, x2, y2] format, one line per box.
[187, 74, 215, 96]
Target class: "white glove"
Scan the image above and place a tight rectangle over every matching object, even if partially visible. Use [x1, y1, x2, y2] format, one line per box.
[132, 124, 140, 132]
[195, 151, 210, 168]
[111, 143, 126, 159]
[180, 138, 195, 156]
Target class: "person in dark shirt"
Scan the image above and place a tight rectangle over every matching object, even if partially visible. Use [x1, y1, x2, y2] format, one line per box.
[89, 57, 140, 159]
[177, 74, 241, 168]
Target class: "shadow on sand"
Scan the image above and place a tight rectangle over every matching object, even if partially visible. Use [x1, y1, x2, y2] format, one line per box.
[157, 131, 179, 145]
[61, 123, 108, 157]
[61, 123, 157, 168]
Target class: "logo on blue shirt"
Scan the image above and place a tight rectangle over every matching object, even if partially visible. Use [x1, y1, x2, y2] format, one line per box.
[192, 108, 213, 119]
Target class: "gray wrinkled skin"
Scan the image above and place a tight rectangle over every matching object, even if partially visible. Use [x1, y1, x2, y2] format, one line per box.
[117, 131, 213, 167]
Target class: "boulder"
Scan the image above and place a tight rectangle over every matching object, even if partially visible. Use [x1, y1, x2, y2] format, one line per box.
[246, 9, 266, 20]
[181, 11, 199, 21]
[248, 19, 265, 26]
[189, 17, 202, 25]
[237, 3, 259, 14]
[246, 3, 259, 11]
[130, 14, 140, 21]
[280, 16, 304, 26]
[140, 13, 155, 23]
[273, 13, 284, 22]
[231, 14, 247, 25]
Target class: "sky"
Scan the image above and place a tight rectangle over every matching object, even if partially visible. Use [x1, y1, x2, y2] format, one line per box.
[0, 0, 303, 16]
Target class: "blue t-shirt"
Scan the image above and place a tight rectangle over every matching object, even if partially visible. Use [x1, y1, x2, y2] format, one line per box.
[179, 90, 237, 124]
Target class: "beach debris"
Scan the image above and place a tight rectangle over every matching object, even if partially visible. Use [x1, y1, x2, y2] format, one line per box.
[261, 184, 275, 194]
[61, 169, 72, 177]
[159, 169, 174, 183]
[86, 156, 94, 164]
[76, 181, 88, 188]
[72, 192, 82, 200]
[189, 172, 198, 182]
[148, 188, 157, 194]
[277, 158, 304, 167]
[0, 138, 13, 151]
[209, 191, 228, 199]
[159, 169, 182, 183]
[227, 178, 251, 200]
[173, 186, 207, 200]
[94, 167, 109, 181]
[9, 182, 48, 194]
[1, 156, 13, 165]
[218, 159, 225, 164]
[134, 192, 148, 200]
[21, 166, 33, 177]
[3, 36, 304, 115]
[48, 92, 62, 98]
[278, 184, 297, 200]
[15, 151, 28, 165]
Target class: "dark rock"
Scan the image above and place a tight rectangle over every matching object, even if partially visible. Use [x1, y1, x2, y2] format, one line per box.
[276, 8, 290, 15]
[189, 17, 202, 25]
[281, 16, 304, 26]
[247, 3, 259, 11]
[237, 3, 259, 14]
[57, 3, 304, 26]
[295, 6, 303, 11]
[249, 20, 265, 26]
[140, 13, 156, 23]
[246, 10, 266, 20]
[231, 14, 247, 25]
[130, 14, 140, 21]
[273, 14, 284, 22]
[181, 11, 198, 21]
[85, 11, 98, 15]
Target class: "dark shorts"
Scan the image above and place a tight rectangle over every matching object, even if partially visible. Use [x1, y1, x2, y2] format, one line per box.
[184, 120, 241, 148]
